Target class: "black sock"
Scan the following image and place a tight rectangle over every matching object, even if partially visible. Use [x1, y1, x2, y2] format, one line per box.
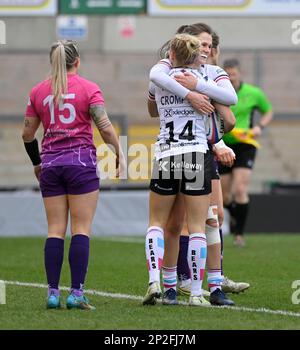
[224, 202, 236, 217]
[234, 202, 249, 235]
[225, 202, 237, 233]
[219, 228, 224, 275]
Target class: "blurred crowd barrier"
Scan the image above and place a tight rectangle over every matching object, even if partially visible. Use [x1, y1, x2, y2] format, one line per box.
[0, 118, 299, 193]
[1, 50, 300, 122]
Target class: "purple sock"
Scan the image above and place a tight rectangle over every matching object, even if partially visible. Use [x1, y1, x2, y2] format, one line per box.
[177, 235, 190, 281]
[48, 288, 60, 297]
[44, 237, 64, 290]
[68, 234, 89, 292]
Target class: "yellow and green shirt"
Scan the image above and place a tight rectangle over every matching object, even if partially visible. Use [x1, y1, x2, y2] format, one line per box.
[223, 82, 272, 147]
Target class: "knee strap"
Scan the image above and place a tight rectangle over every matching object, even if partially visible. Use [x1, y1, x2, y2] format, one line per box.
[206, 205, 221, 246]
[207, 205, 218, 221]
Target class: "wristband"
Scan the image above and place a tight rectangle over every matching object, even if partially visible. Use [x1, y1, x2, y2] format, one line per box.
[258, 123, 265, 130]
[214, 139, 236, 157]
[214, 139, 226, 150]
[24, 139, 41, 166]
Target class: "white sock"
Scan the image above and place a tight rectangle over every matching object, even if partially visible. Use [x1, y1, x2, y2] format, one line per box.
[145, 226, 164, 284]
[207, 269, 223, 293]
[162, 266, 177, 293]
[188, 233, 207, 296]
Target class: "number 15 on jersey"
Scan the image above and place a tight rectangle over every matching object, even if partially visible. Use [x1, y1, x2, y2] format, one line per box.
[43, 94, 76, 124]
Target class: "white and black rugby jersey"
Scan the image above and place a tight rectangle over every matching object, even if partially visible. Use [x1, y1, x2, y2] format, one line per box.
[199, 64, 230, 85]
[153, 67, 209, 160]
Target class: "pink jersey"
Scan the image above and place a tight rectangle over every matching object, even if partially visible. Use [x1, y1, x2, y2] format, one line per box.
[25, 73, 104, 168]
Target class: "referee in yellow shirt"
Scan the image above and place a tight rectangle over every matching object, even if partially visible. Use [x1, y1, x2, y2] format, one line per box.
[219, 59, 273, 247]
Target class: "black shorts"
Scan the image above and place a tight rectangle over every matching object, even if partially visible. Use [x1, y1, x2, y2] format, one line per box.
[207, 148, 220, 180]
[150, 151, 212, 196]
[218, 143, 257, 175]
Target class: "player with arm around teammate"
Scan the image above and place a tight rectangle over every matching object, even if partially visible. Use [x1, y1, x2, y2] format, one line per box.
[147, 23, 238, 306]
[143, 33, 214, 307]
[176, 31, 250, 296]
[22, 40, 124, 310]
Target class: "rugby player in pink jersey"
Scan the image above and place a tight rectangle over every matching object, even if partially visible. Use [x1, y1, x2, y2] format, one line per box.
[22, 40, 124, 310]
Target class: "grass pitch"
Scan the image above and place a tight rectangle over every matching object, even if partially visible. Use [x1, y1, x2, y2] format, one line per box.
[0, 234, 300, 330]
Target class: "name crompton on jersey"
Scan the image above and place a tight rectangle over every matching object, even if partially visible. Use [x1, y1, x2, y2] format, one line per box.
[154, 68, 209, 160]
[160, 95, 184, 106]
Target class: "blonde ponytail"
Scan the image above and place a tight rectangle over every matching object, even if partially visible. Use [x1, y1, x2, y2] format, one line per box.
[50, 43, 67, 104]
[49, 40, 79, 105]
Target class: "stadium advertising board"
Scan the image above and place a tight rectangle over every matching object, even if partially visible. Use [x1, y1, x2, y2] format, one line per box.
[60, 0, 146, 15]
[0, 0, 57, 16]
[57, 16, 88, 41]
[148, 0, 300, 16]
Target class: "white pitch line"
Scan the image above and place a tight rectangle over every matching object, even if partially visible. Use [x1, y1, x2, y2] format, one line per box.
[3, 280, 300, 318]
[3, 280, 142, 301]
